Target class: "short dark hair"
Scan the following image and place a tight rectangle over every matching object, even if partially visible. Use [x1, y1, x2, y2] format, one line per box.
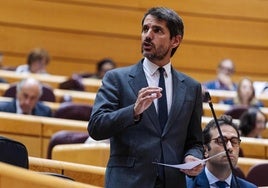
[239, 107, 267, 136]
[203, 115, 240, 149]
[141, 7, 184, 57]
[96, 58, 116, 73]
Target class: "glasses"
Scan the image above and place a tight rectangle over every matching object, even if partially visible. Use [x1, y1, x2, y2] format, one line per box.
[211, 136, 241, 147]
[219, 66, 234, 74]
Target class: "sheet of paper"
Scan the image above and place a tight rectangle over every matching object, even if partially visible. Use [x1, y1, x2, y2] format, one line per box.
[152, 151, 226, 170]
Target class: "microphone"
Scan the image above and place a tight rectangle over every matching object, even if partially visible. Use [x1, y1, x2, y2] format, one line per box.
[204, 92, 240, 188]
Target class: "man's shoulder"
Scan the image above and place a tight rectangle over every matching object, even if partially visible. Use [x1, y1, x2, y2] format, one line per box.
[237, 177, 257, 188]
[0, 100, 16, 112]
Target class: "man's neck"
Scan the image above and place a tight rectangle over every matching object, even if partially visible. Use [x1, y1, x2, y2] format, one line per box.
[207, 164, 232, 180]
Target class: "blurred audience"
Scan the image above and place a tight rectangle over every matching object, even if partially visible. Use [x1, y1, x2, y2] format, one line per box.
[91, 58, 116, 79]
[221, 77, 264, 108]
[203, 59, 237, 91]
[0, 78, 52, 117]
[253, 81, 268, 96]
[79, 58, 116, 79]
[0, 52, 8, 83]
[239, 107, 267, 138]
[16, 48, 50, 74]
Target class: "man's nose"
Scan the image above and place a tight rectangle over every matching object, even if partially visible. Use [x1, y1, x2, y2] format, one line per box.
[145, 29, 153, 39]
[226, 140, 233, 150]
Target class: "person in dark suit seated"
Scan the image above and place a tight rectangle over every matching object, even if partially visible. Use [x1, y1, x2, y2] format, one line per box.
[0, 78, 52, 117]
[187, 115, 257, 188]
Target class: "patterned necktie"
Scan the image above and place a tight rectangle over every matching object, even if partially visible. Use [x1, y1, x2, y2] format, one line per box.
[157, 67, 168, 131]
[216, 181, 228, 188]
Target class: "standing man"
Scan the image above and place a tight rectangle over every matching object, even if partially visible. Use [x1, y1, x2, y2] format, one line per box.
[88, 7, 203, 188]
[187, 115, 257, 188]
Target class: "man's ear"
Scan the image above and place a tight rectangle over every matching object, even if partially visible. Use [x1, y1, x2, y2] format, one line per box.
[171, 34, 182, 49]
[203, 144, 209, 158]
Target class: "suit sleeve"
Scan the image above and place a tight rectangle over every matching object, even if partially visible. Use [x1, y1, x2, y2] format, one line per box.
[184, 82, 204, 159]
[87, 70, 137, 140]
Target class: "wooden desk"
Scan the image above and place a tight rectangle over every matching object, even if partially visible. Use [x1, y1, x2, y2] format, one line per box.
[0, 70, 101, 92]
[240, 137, 268, 159]
[208, 89, 268, 106]
[237, 157, 268, 177]
[203, 102, 268, 117]
[0, 112, 88, 158]
[29, 156, 105, 187]
[0, 70, 66, 88]
[52, 143, 110, 167]
[0, 161, 97, 188]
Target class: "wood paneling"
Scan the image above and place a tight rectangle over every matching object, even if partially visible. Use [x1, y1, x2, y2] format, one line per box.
[0, 0, 267, 82]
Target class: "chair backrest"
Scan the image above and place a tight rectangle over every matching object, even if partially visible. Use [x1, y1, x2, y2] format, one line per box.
[224, 106, 248, 119]
[53, 102, 92, 121]
[233, 166, 245, 179]
[246, 163, 268, 186]
[0, 136, 29, 168]
[47, 130, 89, 159]
[59, 75, 85, 91]
[3, 83, 56, 102]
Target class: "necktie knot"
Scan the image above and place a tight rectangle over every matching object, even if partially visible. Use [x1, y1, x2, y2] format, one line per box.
[158, 67, 165, 75]
[216, 180, 227, 188]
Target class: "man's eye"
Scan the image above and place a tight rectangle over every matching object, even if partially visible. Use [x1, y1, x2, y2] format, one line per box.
[142, 27, 148, 32]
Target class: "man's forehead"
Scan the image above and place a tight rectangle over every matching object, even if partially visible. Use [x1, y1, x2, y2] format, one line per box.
[210, 124, 237, 136]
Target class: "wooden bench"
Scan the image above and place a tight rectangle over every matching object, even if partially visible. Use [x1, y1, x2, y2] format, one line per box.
[0, 161, 99, 188]
[50, 141, 268, 179]
[240, 137, 268, 159]
[0, 70, 102, 92]
[208, 89, 268, 106]
[0, 112, 88, 158]
[52, 143, 110, 167]
[237, 157, 268, 177]
[29, 156, 105, 187]
[1, 0, 267, 82]
[202, 102, 268, 118]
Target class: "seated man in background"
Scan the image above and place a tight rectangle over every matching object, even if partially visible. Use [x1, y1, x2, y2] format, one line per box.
[0, 78, 52, 116]
[187, 115, 257, 188]
[79, 58, 116, 79]
[16, 48, 50, 74]
[203, 59, 237, 91]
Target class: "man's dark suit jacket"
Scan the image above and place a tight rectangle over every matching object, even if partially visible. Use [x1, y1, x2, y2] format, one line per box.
[186, 169, 257, 188]
[0, 99, 52, 117]
[88, 59, 204, 188]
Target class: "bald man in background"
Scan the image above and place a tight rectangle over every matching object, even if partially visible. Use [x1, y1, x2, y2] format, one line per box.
[0, 78, 52, 117]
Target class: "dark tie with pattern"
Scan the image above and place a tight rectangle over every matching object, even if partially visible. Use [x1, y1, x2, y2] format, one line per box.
[157, 67, 168, 132]
[216, 181, 228, 188]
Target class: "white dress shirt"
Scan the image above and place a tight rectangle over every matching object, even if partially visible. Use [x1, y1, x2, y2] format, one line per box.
[143, 58, 172, 115]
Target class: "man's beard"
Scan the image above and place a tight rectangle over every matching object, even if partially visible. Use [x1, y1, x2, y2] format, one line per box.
[141, 46, 170, 61]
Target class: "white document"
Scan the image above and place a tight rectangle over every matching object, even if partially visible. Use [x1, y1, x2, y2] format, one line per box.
[153, 151, 226, 170]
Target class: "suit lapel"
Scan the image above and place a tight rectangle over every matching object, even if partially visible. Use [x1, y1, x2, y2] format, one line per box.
[194, 170, 210, 188]
[162, 69, 186, 135]
[128, 60, 161, 134]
